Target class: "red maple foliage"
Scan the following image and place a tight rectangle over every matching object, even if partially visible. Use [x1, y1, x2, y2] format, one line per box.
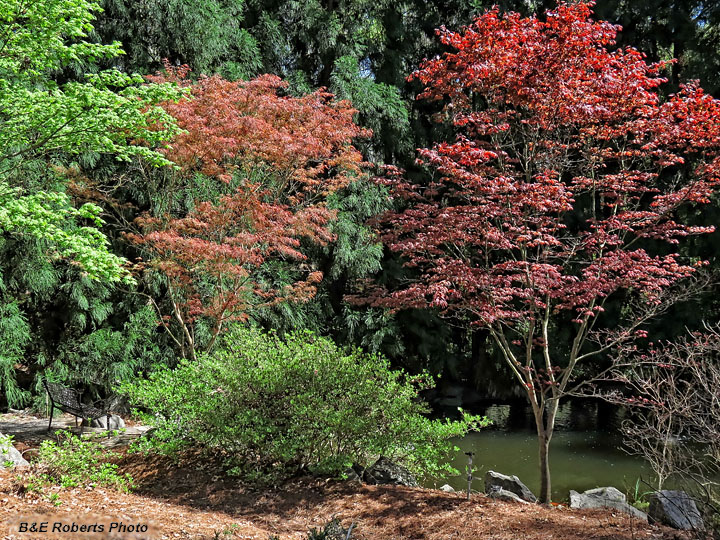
[363, 2, 720, 502]
[129, 67, 369, 360]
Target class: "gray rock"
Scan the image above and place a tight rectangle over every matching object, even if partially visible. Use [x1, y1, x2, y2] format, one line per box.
[309, 517, 355, 540]
[572, 486, 627, 504]
[0, 432, 29, 468]
[89, 414, 125, 429]
[343, 464, 364, 482]
[104, 395, 132, 416]
[439, 484, 456, 493]
[648, 490, 704, 531]
[488, 486, 531, 504]
[363, 456, 418, 487]
[569, 487, 648, 521]
[485, 470, 537, 503]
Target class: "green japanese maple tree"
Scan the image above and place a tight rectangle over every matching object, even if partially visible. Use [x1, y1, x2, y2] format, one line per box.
[0, 0, 182, 283]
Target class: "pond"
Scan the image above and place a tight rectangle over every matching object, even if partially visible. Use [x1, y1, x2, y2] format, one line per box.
[431, 401, 655, 502]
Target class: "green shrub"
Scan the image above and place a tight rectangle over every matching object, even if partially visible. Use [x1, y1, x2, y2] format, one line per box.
[30, 431, 133, 493]
[121, 326, 486, 480]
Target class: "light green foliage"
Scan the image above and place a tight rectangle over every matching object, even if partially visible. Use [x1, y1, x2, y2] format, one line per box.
[122, 326, 486, 481]
[29, 430, 133, 492]
[0, 0, 121, 79]
[0, 432, 16, 458]
[0, 183, 130, 283]
[0, 0, 183, 284]
[0, 0, 182, 166]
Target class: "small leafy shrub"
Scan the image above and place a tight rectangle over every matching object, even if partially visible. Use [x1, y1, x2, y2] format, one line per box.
[30, 431, 133, 493]
[1, 433, 17, 467]
[122, 326, 486, 480]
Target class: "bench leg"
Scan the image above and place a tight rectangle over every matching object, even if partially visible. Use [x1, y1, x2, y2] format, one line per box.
[47, 403, 53, 432]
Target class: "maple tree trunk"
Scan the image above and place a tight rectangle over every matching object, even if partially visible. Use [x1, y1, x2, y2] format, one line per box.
[538, 431, 552, 504]
[534, 399, 559, 504]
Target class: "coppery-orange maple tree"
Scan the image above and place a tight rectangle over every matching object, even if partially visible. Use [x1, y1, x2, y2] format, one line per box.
[129, 67, 369, 360]
[364, 2, 720, 502]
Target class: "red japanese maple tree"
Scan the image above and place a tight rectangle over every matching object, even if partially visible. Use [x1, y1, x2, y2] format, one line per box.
[130, 68, 369, 360]
[366, 2, 720, 502]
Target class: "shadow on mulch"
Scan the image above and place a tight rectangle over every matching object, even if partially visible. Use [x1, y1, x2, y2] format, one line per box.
[116, 450, 688, 540]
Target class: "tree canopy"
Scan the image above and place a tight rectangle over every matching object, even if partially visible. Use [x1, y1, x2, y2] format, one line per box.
[362, 1, 720, 502]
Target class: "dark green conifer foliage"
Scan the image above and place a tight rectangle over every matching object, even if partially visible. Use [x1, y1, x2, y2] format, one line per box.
[97, 0, 261, 77]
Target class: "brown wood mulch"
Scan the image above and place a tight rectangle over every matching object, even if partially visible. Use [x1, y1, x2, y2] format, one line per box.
[0, 413, 698, 540]
[1, 446, 694, 540]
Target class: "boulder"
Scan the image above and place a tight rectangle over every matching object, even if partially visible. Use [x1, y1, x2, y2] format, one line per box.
[363, 457, 418, 487]
[343, 464, 364, 483]
[569, 487, 648, 521]
[484, 470, 537, 503]
[488, 486, 531, 504]
[0, 433, 29, 468]
[89, 414, 125, 429]
[104, 395, 132, 416]
[439, 484, 456, 493]
[571, 486, 626, 505]
[648, 490, 703, 531]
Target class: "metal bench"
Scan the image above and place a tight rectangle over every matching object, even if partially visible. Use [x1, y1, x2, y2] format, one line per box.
[43, 380, 114, 432]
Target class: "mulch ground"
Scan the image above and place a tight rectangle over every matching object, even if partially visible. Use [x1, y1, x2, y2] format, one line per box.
[0, 415, 699, 540]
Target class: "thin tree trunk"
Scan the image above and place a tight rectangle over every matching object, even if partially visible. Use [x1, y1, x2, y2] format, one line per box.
[536, 399, 559, 504]
[538, 432, 552, 503]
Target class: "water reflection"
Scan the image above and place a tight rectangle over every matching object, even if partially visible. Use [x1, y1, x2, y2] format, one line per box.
[476, 400, 624, 432]
[431, 401, 653, 501]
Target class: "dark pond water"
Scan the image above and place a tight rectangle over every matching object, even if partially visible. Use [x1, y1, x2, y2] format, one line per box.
[430, 401, 655, 501]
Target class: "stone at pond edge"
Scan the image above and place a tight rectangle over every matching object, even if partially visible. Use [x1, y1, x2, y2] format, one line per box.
[573, 486, 626, 504]
[0, 432, 29, 469]
[363, 457, 418, 487]
[569, 487, 648, 521]
[488, 486, 531, 505]
[484, 470, 537, 503]
[648, 490, 704, 531]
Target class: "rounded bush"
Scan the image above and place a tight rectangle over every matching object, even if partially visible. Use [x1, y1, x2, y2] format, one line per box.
[121, 326, 485, 480]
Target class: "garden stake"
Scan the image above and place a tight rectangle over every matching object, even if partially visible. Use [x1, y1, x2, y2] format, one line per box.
[465, 451, 474, 500]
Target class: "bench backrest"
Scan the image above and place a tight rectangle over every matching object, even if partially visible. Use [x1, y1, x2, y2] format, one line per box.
[44, 381, 82, 407]
[43, 380, 106, 419]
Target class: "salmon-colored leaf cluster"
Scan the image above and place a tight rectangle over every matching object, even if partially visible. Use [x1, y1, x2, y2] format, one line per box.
[129, 67, 370, 356]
